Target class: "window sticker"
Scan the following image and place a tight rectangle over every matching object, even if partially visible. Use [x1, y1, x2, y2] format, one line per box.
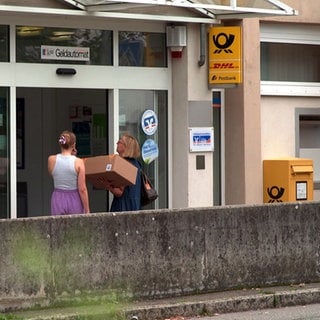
[142, 139, 159, 164]
[141, 109, 158, 136]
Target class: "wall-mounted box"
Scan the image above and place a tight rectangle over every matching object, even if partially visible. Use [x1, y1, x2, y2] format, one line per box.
[263, 158, 313, 203]
[166, 26, 187, 47]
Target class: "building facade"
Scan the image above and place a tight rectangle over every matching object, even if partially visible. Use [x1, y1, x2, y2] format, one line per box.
[0, 0, 318, 219]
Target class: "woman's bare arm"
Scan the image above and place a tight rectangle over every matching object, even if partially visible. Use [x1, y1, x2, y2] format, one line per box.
[76, 158, 90, 213]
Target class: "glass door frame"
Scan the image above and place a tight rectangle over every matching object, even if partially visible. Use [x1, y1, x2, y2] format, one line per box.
[108, 89, 168, 210]
[10, 87, 17, 218]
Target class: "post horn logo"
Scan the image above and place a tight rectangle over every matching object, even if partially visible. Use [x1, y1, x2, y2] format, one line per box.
[267, 186, 285, 203]
[213, 32, 235, 54]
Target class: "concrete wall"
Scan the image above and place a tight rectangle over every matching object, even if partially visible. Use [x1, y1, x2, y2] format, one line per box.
[1, 202, 320, 310]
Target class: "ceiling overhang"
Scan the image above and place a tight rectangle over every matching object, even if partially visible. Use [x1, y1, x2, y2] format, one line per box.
[0, 0, 297, 24]
[59, 0, 298, 22]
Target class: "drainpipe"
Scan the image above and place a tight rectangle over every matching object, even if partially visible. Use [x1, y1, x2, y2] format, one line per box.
[198, 24, 206, 67]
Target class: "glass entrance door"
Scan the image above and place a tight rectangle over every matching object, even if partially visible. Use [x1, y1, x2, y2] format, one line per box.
[119, 89, 168, 209]
[16, 87, 109, 217]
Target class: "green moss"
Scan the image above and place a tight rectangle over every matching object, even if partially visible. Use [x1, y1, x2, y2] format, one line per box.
[8, 223, 131, 318]
[0, 315, 25, 320]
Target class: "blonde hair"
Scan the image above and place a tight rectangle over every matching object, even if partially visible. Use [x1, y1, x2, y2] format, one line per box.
[121, 134, 140, 158]
[58, 131, 76, 150]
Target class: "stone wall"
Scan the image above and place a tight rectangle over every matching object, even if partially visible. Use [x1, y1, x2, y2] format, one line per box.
[1, 202, 320, 309]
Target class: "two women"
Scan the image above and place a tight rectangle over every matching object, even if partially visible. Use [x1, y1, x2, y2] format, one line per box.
[48, 131, 141, 215]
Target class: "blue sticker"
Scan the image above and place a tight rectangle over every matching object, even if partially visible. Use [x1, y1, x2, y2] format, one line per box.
[141, 109, 158, 136]
[141, 139, 159, 164]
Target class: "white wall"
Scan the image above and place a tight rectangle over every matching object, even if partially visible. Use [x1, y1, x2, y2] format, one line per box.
[261, 96, 320, 201]
[186, 24, 215, 208]
[261, 96, 320, 159]
[261, 97, 297, 159]
[188, 153, 213, 207]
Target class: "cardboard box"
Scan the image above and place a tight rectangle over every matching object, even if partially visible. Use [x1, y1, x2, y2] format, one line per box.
[84, 154, 138, 189]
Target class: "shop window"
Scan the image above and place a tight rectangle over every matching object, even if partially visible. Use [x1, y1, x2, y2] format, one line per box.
[0, 25, 9, 62]
[16, 26, 113, 65]
[119, 31, 167, 67]
[261, 42, 320, 82]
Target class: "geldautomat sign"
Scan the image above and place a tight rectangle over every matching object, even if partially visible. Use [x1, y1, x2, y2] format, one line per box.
[41, 45, 90, 61]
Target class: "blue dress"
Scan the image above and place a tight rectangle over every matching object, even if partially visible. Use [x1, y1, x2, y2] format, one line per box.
[110, 158, 142, 212]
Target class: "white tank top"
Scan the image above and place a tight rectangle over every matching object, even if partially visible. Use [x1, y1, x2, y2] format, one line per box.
[52, 154, 78, 190]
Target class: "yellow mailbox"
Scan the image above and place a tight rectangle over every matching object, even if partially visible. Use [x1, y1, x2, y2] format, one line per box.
[263, 158, 313, 203]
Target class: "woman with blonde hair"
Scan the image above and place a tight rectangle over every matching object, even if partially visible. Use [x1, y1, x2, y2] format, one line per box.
[48, 130, 90, 215]
[105, 134, 142, 212]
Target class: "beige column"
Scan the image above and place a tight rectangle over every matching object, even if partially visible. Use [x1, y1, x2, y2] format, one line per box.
[225, 18, 262, 204]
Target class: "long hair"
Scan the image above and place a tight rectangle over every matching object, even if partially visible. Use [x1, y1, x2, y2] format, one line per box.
[121, 134, 140, 158]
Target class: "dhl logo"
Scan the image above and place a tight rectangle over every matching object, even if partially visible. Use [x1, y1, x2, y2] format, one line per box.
[212, 63, 239, 69]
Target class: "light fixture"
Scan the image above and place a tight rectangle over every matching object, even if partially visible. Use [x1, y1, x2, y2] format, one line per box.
[56, 68, 77, 75]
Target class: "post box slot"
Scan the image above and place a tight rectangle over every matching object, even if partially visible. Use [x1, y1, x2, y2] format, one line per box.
[291, 165, 313, 174]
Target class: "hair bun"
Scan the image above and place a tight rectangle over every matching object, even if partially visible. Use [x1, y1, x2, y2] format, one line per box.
[59, 135, 66, 145]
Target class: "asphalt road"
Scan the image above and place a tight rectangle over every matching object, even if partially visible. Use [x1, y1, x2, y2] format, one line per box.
[186, 303, 320, 320]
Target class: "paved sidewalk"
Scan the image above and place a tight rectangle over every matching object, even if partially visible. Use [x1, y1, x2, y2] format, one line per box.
[8, 283, 320, 320]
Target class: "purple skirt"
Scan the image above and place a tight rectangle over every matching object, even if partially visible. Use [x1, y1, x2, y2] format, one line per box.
[51, 189, 84, 215]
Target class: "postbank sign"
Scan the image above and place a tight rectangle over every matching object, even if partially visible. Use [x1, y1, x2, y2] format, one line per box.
[208, 26, 242, 86]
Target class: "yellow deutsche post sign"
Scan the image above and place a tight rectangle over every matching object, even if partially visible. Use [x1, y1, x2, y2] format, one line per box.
[208, 26, 242, 86]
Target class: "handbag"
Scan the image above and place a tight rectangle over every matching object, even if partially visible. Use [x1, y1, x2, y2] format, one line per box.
[141, 170, 158, 207]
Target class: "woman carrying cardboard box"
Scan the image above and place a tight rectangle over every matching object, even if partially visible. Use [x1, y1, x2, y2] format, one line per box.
[105, 134, 142, 212]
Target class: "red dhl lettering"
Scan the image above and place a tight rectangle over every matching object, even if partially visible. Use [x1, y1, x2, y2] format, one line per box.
[213, 63, 236, 69]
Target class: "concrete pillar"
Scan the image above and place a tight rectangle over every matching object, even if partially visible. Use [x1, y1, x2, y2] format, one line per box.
[225, 18, 262, 204]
